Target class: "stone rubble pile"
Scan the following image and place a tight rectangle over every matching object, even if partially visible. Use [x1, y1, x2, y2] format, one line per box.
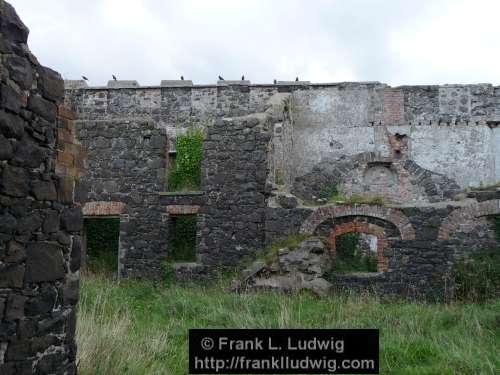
[233, 237, 333, 296]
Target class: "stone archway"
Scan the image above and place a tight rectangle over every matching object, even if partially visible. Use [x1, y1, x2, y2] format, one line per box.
[438, 199, 500, 240]
[327, 221, 389, 272]
[300, 204, 416, 240]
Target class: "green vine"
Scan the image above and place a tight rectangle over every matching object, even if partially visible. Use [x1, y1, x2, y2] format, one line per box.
[168, 125, 204, 191]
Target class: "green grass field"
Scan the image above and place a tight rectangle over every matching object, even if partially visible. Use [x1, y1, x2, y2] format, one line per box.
[76, 274, 499, 374]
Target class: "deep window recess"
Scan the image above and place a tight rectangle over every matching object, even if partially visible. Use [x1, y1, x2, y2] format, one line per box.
[83, 218, 120, 275]
[334, 232, 378, 273]
[169, 215, 197, 262]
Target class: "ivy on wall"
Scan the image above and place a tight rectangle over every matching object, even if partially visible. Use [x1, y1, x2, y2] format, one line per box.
[168, 125, 204, 191]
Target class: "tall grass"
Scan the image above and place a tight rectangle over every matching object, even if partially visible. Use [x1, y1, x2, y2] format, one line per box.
[77, 274, 499, 374]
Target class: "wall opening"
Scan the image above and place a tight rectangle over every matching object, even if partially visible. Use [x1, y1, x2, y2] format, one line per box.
[333, 232, 379, 273]
[167, 126, 204, 192]
[83, 217, 120, 275]
[168, 214, 198, 262]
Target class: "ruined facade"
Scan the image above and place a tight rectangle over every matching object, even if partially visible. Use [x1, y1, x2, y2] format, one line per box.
[63, 78, 500, 298]
[0, 2, 84, 373]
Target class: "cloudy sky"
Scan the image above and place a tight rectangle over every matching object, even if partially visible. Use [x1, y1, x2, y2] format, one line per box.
[9, 0, 500, 86]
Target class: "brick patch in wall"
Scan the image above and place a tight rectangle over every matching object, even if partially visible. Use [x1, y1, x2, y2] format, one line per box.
[83, 201, 126, 216]
[166, 205, 200, 215]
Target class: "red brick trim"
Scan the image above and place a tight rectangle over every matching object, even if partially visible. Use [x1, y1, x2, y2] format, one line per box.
[327, 222, 388, 272]
[166, 205, 200, 215]
[83, 201, 126, 216]
[438, 199, 500, 240]
[300, 204, 416, 240]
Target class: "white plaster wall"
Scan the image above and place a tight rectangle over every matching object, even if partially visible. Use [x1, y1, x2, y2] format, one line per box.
[492, 127, 500, 183]
[289, 86, 383, 180]
[410, 125, 495, 187]
[288, 87, 497, 188]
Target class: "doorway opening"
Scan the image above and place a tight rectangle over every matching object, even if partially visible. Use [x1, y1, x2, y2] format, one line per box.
[83, 217, 120, 275]
[168, 214, 197, 262]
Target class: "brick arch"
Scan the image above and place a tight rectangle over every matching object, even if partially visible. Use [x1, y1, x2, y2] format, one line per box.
[300, 204, 416, 240]
[327, 221, 389, 272]
[438, 199, 500, 240]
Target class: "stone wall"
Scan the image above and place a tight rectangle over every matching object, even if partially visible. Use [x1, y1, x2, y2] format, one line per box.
[199, 115, 271, 266]
[289, 84, 499, 187]
[292, 152, 462, 204]
[0, 1, 82, 373]
[76, 119, 167, 279]
[65, 81, 500, 190]
[263, 201, 497, 300]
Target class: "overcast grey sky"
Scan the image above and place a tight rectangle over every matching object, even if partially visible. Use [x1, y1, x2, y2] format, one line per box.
[9, 0, 500, 86]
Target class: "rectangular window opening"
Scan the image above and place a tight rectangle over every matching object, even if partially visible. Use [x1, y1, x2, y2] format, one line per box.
[83, 217, 120, 276]
[169, 214, 197, 262]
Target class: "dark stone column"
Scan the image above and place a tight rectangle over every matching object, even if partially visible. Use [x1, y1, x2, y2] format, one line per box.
[199, 115, 271, 267]
[0, 2, 82, 373]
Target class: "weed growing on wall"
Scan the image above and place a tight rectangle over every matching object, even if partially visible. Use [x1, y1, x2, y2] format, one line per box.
[168, 125, 204, 191]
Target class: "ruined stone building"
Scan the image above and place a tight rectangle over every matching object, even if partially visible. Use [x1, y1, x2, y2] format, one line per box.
[63, 76, 500, 296]
[0, 0, 499, 371]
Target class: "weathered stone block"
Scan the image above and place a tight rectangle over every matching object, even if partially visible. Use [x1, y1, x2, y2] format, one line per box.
[0, 133, 13, 159]
[0, 211, 17, 234]
[0, 109, 24, 138]
[5, 294, 27, 319]
[16, 212, 42, 233]
[0, 264, 24, 288]
[0, 82, 21, 113]
[42, 210, 59, 233]
[5, 55, 33, 90]
[31, 180, 57, 201]
[60, 207, 83, 232]
[0, 1, 29, 43]
[27, 94, 56, 122]
[25, 243, 64, 282]
[25, 287, 57, 316]
[12, 137, 46, 168]
[5, 240, 26, 263]
[37, 65, 64, 102]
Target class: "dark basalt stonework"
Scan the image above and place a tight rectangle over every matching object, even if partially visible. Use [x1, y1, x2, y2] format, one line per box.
[199, 115, 271, 266]
[75, 119, 168, 279]
[0, 2, 81, 374]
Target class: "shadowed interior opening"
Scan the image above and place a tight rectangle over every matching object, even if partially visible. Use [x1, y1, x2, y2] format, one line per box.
[169, 215, 197, 261]
[83, 217, 120, 275]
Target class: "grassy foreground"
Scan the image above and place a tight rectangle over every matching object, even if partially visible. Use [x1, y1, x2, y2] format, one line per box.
[76, 275, 499, 375]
